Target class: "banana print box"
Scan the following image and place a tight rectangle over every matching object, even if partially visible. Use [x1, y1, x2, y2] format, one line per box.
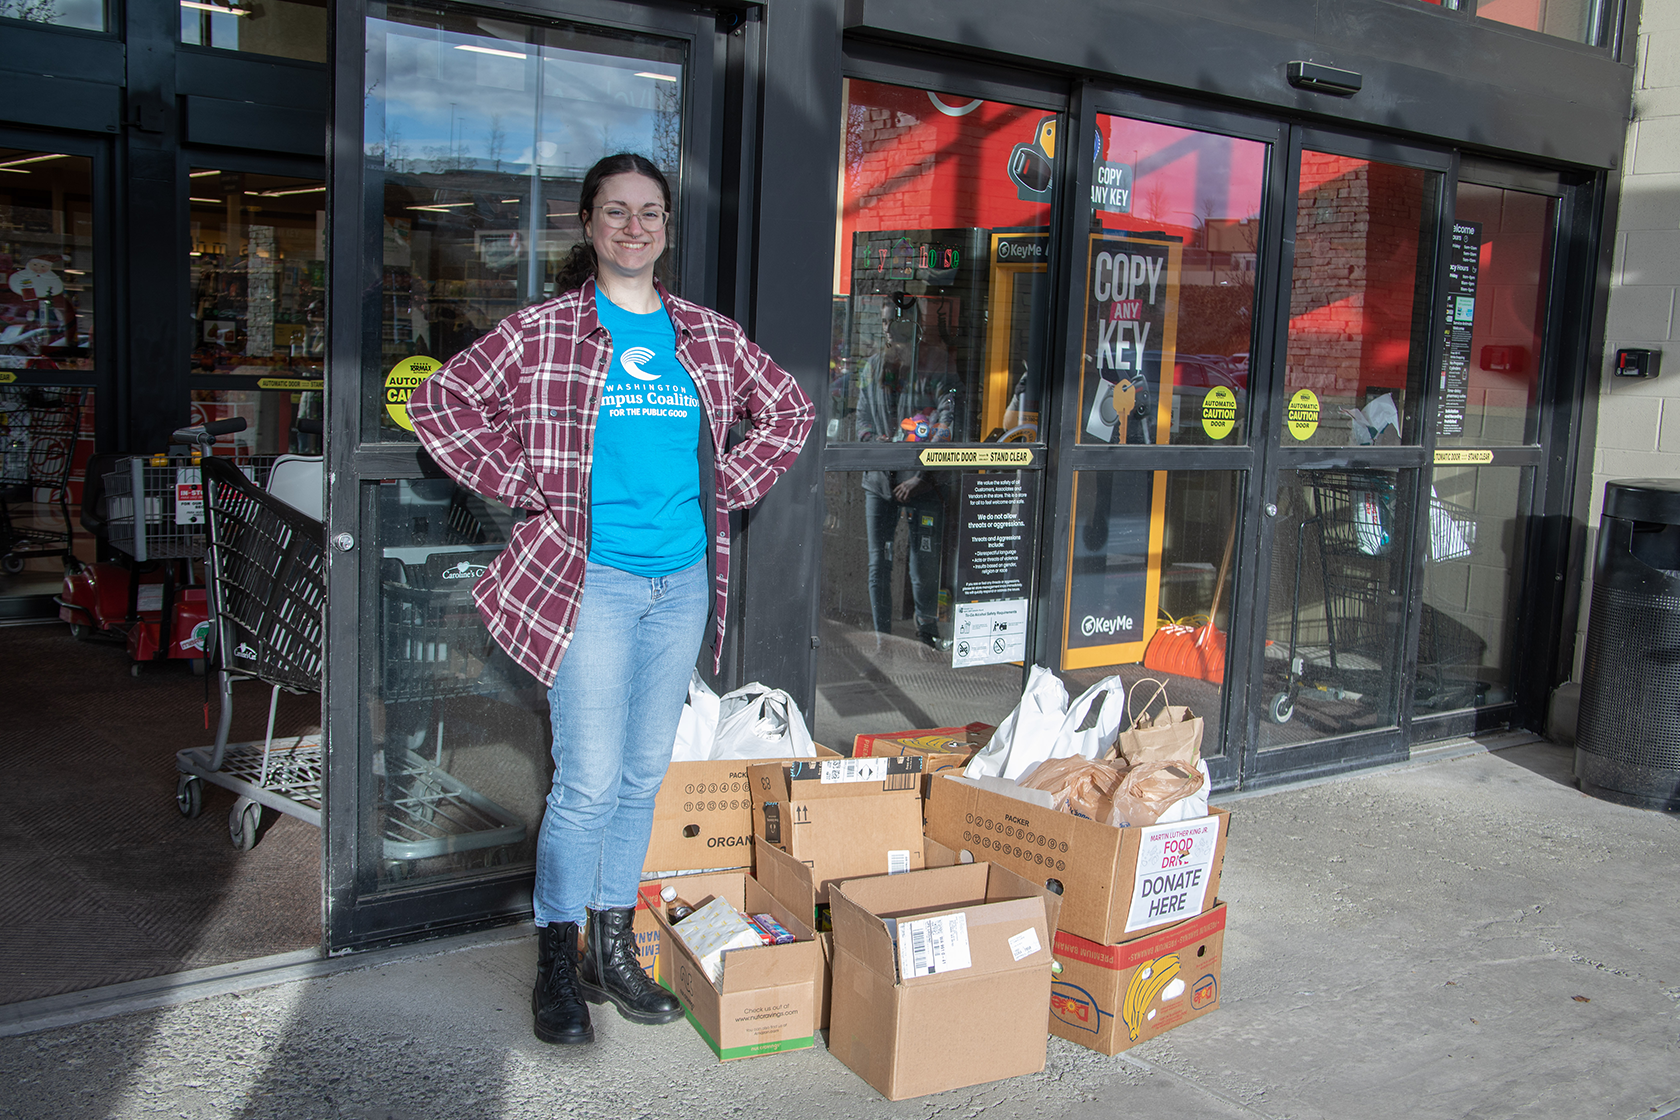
[1049, 901, 1227, 1055]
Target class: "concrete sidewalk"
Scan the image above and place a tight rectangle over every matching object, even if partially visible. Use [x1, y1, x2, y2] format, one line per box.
[2, 738, 1676, 1120]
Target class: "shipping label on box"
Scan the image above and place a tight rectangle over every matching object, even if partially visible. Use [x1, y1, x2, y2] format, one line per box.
[924, 772, 1230, 943]
[827, 862, 1061, 1101]
[1050, 901, 1226, 1056]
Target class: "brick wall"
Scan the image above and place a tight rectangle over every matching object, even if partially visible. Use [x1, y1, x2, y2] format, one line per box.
[1577, 0, 1680, 674]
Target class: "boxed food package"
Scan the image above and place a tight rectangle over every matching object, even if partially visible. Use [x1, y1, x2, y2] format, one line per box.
[748, 756, 926, 903]
[826, 861, 1063, 1101]
[924, 772, 1229, 943]
[650, 864, 820, 1061]
[645, 745, 842, 876]
[1050, 901, 1226, 1055]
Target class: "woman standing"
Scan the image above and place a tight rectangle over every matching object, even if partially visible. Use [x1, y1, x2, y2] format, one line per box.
[408, 153, 813, 1046]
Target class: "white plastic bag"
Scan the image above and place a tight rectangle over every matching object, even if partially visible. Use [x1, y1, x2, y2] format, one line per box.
[964, 665, 1070, 781]
[1153, 759, 1212, 824]
[670, 669, 721, 763]
[710, 684, 816, 760]
[1052, 675, 1127, 767]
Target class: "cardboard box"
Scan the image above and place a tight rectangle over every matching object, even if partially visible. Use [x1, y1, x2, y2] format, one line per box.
[651, 864, 820, 1061]
[827, 861, 1063, 1101]
[748, 757, 927, 903]
[1050, 901, 1226, 1055]
[924, 773, 1229, 943]
[646, 746, 841, 876]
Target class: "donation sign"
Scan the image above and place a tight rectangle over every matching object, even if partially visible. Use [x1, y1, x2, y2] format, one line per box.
[1126, 814, 1223, 934]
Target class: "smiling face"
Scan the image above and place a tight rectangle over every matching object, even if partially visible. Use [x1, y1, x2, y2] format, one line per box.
[583, 172, 667, 287]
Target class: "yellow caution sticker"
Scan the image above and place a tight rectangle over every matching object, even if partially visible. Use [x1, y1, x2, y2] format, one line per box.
[0, 371, 15, 384]
[1434, 448, 1494, 465]
[1285, 389, 1319, 441]
[1201, 386, 1237, 440]
[384, 356, 440, 432]
[918, 447, 1035, 468]
[257, 377, 322, 391]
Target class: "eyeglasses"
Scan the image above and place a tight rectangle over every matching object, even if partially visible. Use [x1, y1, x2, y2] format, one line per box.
[593, 205, 669, 230]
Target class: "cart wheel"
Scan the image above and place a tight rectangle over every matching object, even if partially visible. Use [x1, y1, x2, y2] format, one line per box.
[1, 554, 23, 576]
[1268, 692, 1295, 724]
[176, 774, 203, 818]
[130, 663, 142, 678]
[229, 797, 261, 851]
[69, 622, 92, 641]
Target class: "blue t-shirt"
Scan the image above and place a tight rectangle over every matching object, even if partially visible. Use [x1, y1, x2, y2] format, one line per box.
[588, 291, 707, 576]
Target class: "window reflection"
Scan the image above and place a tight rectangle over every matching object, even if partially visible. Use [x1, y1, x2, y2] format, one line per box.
[0, 150, 94, 373]
[371, 479, 541, 887]
[189, 169, 325, 379]
[365, 3, 685, 440]
[0, 0, 104, 31]
[1079, 116, 1266, 446]
[1414, 466, 1531, 712]
[829, 80, 1058, 446]
[1283, 154, 1439, 448]
[180, 0, 328, 64]
[1261, 468, 1413, 745]
[1477, 0, 1604, 43]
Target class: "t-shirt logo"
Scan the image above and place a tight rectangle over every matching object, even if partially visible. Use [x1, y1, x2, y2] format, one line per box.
[620, 346, 660, 381]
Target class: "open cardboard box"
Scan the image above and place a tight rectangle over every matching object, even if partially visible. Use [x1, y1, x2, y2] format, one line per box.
[650, 851, 821, 1061]
[645, 745, 841, 876]
[748, 756, 927, 903]
[1051, 901, 1227, 1055]
[924, 772, 1229, 943]
[826, 860, 1063, 1101]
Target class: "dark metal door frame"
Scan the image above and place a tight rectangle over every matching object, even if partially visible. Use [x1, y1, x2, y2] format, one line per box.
[324, 0, 734, 952]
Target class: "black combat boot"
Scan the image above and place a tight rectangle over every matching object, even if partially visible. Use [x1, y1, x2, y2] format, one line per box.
[532, 921, 593, 1045]
[578, 907, 683, 1024]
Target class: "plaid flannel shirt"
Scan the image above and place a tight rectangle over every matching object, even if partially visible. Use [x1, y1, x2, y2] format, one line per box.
[408, 279, 813, 687]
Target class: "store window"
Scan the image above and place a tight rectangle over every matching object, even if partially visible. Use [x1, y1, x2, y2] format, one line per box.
[358, 3, 690, 890]
[189, 169, 325, 379]
[180, 0, 328, 64]
[1414, 465, 1532, 713]
[1437, 183, 1554, 446]
[1282, 153, 1440, 448]
[1260, 467, 1416, 743]
[1477, 0, 1606, 43]
[365, 2, 684, 443]
[1063, 470, 1243, 759]
[1076, 115, 1267, 448]
[0, 0, 103, 31]
[818, 78, 1060, 747]
[0, 150, 94, 374]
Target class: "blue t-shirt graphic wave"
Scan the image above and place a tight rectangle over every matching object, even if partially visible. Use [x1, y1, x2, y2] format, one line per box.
[620, 346, 660, 381]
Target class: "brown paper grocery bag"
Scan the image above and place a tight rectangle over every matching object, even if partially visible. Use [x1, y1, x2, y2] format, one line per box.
[1113, 678, 1203, 766]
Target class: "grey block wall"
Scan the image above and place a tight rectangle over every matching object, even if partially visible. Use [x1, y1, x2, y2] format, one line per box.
[1578, 0, 1680, 675]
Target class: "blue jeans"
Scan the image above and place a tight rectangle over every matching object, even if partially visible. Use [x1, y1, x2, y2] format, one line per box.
[865, 488, 943, 640]
[532, 558, 708, 926]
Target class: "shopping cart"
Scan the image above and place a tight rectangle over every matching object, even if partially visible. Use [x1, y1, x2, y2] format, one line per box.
[93, 447, 276, 672]
[1266, 469, 1401, 724]
[0, 385, 83, 574]
[175, 423, 526, 868]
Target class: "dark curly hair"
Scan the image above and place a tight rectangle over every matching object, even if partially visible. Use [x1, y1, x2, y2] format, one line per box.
[553, 153, 673, 294]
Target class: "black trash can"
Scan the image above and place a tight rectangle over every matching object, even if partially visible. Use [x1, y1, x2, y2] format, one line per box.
[1575, 478, 1680, 812]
